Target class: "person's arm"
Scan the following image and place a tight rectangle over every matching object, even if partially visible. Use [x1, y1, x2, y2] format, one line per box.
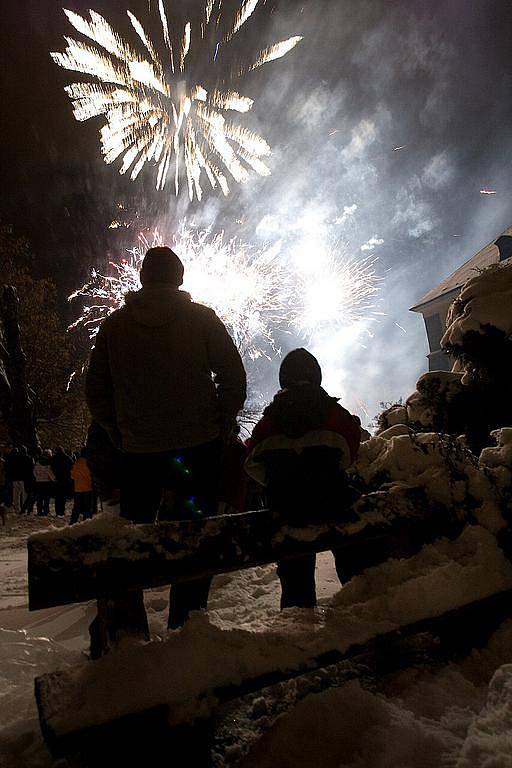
[325, 405, 362, 467]
[244, 415, 277, 486]
[85, 325, 121, 448]
[205, 310, 247, 436]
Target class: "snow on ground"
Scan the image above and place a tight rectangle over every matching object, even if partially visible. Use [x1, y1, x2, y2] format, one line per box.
[2, 512, 512, 768]
[0, 512, 339, 767]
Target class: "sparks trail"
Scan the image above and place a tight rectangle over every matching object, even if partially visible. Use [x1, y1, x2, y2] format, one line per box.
[292, 246, 384, 338]
[69, 224, 292, 361]
[51, 2, 302, 200]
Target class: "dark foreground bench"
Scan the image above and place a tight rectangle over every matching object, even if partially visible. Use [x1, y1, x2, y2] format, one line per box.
[28, 490, 486, 761]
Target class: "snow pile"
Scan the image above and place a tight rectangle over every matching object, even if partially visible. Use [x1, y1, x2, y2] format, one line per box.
[377, 372, 469, 438]
[406, 371, 466, 430]
[0, 628, 79, 768]
[352, 431, 507, 533]
[456, 664, 512, 767]
[480, 428, 512, 470]
[234, 622, 512, 768]
[38, 524, 512, 741]
[3, 515, 512, 767]
[442, 261, 512, 351]
[331, 526, 512, 627]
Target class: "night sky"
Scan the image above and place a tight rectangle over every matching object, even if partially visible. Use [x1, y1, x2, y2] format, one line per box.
[2, 0, 512, 422]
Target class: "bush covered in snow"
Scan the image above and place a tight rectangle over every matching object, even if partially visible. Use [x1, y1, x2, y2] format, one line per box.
[441, 261, 512, 445]
[376, 262, 512, 452]
[350, 431, 511, 536]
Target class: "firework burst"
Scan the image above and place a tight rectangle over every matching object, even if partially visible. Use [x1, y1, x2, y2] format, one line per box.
[291, 241, 383, 338]
[51, 2, 302, 200]
[69, 224, 291, 360]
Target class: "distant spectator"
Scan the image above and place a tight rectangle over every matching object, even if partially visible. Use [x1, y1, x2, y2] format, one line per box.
[21, 449, 38, 515]
[8, 446, 34, 513]
[3, 448, 14, 507]
[51, 447, 73, 517]
[0, 451, 6, 506]
[70, 449, 94, 524]
[34, 450, 55, 517]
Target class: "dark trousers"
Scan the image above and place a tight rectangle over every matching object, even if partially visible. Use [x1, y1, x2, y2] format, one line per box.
[22, 488, 36, 514]
[36, 484, 51, 516]
[103, 440, 221, 642]
[277, 550, 348, 610]
[54, 484, 68, 517]
[70, 491, 93, 524]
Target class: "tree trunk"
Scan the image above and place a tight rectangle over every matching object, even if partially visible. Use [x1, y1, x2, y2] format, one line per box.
[0, 285, 39, 452]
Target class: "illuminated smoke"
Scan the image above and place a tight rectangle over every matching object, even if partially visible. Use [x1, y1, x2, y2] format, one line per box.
[51, 2, 302, 200]
[70, 224, 383, 364]
[290, 238, 383, 338]
[69, 224, 291, 361]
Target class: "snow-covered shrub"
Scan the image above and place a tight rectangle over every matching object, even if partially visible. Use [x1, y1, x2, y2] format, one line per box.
[405, 371, 470, 433]
[441, 261, 512, 449]
[374, 372, 474, 445]
[479, 429, 512, 549]
[350, 432, 510, 534]
[442, 262, 512, 367]
[376, 263, 512, 452]
[376, 402, 407, 434]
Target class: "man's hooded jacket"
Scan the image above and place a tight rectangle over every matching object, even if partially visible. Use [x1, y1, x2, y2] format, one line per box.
[86, 285, 247, 453]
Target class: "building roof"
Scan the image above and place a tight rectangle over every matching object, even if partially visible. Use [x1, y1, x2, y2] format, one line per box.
[410, 225, 512, 312]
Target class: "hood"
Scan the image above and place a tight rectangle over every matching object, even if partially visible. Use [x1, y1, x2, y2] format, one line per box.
[124, 286, 192, 327]
[264, 384, 338, 438]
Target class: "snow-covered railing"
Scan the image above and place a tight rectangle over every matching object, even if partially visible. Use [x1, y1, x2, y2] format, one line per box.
[28, 491, 465, 612]
[31, 490, 501, 762]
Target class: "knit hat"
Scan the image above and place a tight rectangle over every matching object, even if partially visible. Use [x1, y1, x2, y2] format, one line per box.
[279, 348, 322, 388]
[140, 247, 184, 286]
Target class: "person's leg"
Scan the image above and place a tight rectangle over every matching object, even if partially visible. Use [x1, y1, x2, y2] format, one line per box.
[12, 481, 22, 513]
[83, 491, 93, 520]
[277, 554, 317, 609]
[21, 489, 30, 514]
[43, 488, 50, 516]
[102, 453, 167, 643]
[69, 493, 80, 524]
[168, 577, 213, 630]
[21, 483, 28, 511]
[167, 441, 222, 629]
[36, 486, 44, 516]
[120, 452, 165, 523]
[332, 548, 358, 586]
[54, 485, 65, 517]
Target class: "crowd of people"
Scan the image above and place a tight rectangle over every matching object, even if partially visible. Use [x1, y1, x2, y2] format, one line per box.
[0, 445, 96, 522]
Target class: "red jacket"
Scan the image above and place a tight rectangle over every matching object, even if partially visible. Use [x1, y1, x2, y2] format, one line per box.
[245, 384, 361, 520]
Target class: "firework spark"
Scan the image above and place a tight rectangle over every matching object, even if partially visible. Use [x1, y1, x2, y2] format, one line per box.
[51, 3, 302, 200]
[69, 224, 291, 361]
[291, 241, 383, 338]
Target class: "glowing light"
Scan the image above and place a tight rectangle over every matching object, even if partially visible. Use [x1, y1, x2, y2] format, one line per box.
[51, 2, 302, 200]
[480, 189, 497, 195]
[293, 247, 383, 338]
[69, 224, 291, 361]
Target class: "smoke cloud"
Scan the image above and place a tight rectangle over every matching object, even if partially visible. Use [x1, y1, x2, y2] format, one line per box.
[154, 0, 512, 424]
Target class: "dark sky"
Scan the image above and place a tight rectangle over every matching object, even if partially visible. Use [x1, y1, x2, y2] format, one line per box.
[1, 0, 512, 420]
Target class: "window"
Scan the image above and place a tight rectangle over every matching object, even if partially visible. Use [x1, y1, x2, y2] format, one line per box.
[495, 235, 512, 262]
[424, 313, 444, 354]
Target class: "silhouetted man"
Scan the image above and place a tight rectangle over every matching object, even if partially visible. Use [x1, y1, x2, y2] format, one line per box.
[86, 246, 246, 638]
